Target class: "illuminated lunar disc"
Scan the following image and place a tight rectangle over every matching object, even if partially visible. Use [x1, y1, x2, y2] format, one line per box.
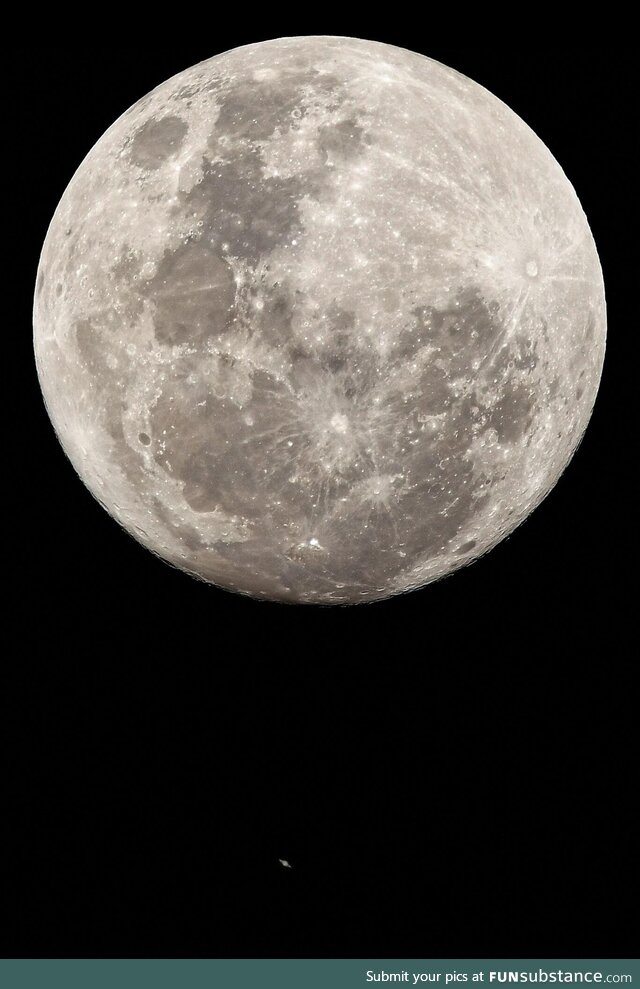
[34, 38, 606, 604]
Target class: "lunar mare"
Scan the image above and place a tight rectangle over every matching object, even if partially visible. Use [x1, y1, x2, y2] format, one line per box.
[34, 38, 606, 604]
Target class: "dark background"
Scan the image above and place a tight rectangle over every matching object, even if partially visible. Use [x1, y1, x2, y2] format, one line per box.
[6, 33, 635, 957]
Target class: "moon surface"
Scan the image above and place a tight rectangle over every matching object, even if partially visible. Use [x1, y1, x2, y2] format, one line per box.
[34, 38, 606, 604]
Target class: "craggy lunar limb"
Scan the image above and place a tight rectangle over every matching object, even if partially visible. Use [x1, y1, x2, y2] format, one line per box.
[34, 38, 606, 604]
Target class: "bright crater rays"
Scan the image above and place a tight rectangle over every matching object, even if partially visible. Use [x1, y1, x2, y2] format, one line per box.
[34, 38, 606, 604]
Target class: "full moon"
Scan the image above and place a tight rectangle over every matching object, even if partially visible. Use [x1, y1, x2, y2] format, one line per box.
[34, 38, 606, 604]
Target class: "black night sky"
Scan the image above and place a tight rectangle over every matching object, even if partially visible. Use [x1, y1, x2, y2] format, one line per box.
[6, 32, 635, 958]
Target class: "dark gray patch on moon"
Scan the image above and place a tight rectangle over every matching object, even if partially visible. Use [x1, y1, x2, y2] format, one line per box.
[457, 540, 477, 554]
[183, 153, 308, 264]
[129, 115, 189, 170]
[256, 284, 299, 348]
[214, 69, 335, 141]
[317, 117, 370, 163]
[143, 242, 236, 345]
[484, 386, 535, 444]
